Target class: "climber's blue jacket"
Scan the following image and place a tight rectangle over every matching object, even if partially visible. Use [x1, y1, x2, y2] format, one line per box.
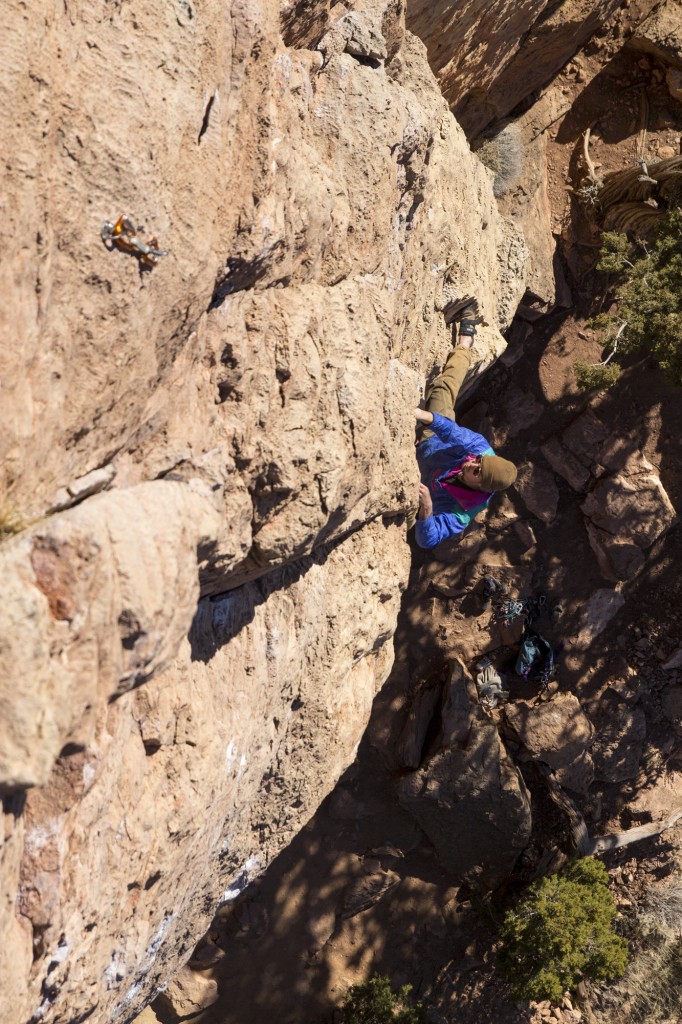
[415, 412, 494, 549]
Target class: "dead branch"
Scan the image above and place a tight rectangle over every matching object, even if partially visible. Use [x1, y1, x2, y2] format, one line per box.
[582, 127, 602, 186]
[636, 88, 649, 164]
[590, 808, 682, 855]
[539, 765, 682, 857]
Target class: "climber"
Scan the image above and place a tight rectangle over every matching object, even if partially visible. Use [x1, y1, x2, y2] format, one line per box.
[413, 297, 517, 549]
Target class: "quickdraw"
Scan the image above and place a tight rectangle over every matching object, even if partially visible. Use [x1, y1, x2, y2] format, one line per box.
[496, 594, 546, 626]
[101, 215, 168, 268]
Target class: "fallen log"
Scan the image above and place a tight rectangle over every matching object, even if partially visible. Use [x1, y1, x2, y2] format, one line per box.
[589, 808, 682, 855]
[539, 765, 682, 857]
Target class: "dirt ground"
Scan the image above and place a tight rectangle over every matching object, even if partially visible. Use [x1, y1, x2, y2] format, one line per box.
[161, 15, 682, 1024]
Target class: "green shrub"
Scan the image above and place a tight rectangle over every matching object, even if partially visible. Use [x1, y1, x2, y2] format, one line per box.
[341, 975, 429, 1024]
[498, 857, 628, 1004]
[573, 357, 621, 392]
[590, 209, 682, 385]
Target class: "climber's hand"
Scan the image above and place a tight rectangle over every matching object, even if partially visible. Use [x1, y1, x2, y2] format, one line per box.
[417, 483, 432, 520]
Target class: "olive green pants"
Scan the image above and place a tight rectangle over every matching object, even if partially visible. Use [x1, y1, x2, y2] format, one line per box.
[408, 346, 474, 531]
[420, 346, 474, 438]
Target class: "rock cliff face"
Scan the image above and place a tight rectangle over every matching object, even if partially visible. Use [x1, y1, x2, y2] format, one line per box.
[406, 0, 632, 137]
[0, 1, 535, 1021]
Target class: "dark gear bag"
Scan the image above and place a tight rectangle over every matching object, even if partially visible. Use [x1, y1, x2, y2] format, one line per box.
[515, 631, 555, 686]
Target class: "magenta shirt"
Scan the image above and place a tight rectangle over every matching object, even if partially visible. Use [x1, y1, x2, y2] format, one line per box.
[436, 455, 492, 511]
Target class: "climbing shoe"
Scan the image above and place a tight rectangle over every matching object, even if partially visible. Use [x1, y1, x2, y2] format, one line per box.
[443, 294, 481, 328]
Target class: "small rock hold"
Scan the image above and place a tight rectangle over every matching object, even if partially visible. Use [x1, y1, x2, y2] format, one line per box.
[49, 487, 73, 513]
[68, 464, 116, 502]
[155, 966, 219, 1018]
[189, 940, 225, 970]
[663, 648, 682, 671]
[369, 844, 404, 858]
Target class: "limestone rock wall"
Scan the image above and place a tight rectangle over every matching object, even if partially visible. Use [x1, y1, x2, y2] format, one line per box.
[4, 519, 409, 1024]
[0, 1, 532, 1021]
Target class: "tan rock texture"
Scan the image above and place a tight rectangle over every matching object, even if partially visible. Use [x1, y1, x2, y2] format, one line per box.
[1, 482, 225, 791]
[0, 1, 534, 1022]
[547, 408, 678, 583]
[405, 0, 623, 137]
[3, 519, 409, 1024]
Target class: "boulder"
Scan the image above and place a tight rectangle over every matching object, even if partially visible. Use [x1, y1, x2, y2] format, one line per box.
[594, 440, 653, 477]
[396, 662, 532, 890]
[154, 966, 219, 1020]
[581, 589, 625, 640]
[586, 522, 645, 582]
[2, 519, 410, 1024]
[581, 469, 676, 551]
[663, 649, 682, 671]
[562, 410, 610, 469]
[541, 437, 591, 493]
[628, 0, 682, 69]
[514, 463, 559, 523]
[504, 695, 594, 794]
